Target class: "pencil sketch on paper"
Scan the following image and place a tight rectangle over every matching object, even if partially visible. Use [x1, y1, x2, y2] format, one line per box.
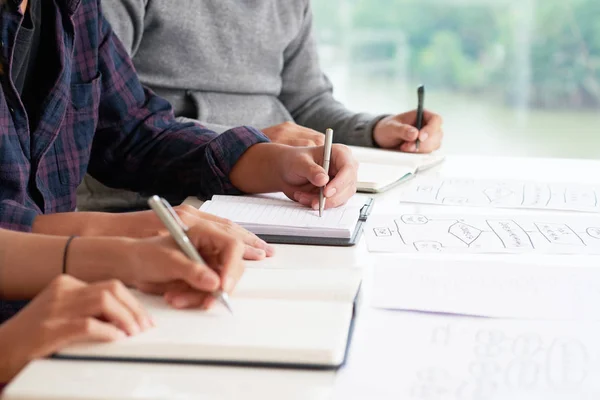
[397, 178, 600, 213]
[366, 213, 600, 254]
[408, 324, 592, 398]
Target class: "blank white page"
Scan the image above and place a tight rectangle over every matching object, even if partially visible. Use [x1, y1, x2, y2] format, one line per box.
[58, 293, 354, 367]
[372, 260, 600, 320]
[358, 162, 414, 191]
[349, 145, 445, 169]
[200, 194, 365, 238]
[235, 267, 363, 303]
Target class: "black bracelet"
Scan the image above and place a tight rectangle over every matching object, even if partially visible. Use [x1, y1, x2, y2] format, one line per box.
[62, 236, 78, 275]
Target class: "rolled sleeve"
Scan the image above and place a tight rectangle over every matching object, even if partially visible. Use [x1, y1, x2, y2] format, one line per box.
[0, 201, 40, 232]
[203, 126, 270, 196]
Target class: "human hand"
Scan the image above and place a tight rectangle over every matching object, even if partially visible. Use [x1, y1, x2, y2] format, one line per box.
[0, 276, 149, 382]
[109, 221, 246, 309]
[65, 221, 246, 310]
[277, 144, 358, 210]
[373, 109, 443, 153]
[119, 205, 274, 260]
[261, 122, 325, 147]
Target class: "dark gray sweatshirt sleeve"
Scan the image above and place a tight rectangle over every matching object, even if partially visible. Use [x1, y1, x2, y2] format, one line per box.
[101, 0, 147, 56]
[278, 1, 388, 147]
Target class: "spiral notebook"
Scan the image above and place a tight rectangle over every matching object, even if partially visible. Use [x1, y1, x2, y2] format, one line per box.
[199, 193, 374, 246]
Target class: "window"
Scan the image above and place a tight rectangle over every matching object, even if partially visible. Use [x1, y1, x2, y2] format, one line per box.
[312, 0, 600, 159]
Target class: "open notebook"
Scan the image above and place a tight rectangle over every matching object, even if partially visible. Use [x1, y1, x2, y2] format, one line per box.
[349, 146, 445, 193]
[199, 193, 374, 246]
[56, 268, 363, 370]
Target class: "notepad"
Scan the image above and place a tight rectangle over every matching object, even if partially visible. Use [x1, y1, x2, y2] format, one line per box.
[349, 146, 445, 193]
[199, 193, 373, 246]
[56, 268, 363, 369]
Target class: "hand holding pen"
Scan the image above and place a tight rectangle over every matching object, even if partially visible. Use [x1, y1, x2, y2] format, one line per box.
[371, 84, 444, 153]
[148, 196, 241, 313]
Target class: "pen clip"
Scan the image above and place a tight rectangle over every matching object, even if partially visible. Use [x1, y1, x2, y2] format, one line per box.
[160, 197, 190, 232]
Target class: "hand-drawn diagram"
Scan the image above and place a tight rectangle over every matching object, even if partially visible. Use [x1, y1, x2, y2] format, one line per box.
[367, 213, 600, 254]
[398, 178, 600, 213]
[406, 322, 595, 400]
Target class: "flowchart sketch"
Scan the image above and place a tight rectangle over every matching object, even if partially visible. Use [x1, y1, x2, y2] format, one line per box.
[397, 177, 600, 212]
[365, 212, 600, 254]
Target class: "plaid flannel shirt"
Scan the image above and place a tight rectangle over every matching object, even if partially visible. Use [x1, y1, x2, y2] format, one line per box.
[0, 0, 269, 232]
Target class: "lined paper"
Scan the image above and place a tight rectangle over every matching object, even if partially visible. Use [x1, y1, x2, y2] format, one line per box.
[200, 194, 366, 238]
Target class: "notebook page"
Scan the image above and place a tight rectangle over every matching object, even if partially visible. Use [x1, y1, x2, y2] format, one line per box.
[59, 293, 354, 366]
[200, 195, 365, 238]
[235, 267, 363, 303]
[349, 145, 445, 168]
[358, 162, 414, 191]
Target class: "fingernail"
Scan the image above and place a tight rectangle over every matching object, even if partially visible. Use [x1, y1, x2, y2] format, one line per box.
[312, 202, 319, 210]
[293, 192, 302, 201]
[172, 297, 189, 309]
[128, 324, 140, 336]
[419, 132, 429, 142]
[409, 144, 417, 152]
[139, 317, 151, 331]
[253, 248, 266, 259]
[200, 273, 219, 289]
[318, 173, 328, 182]
[325, 187, 337, 198]
[265, 244, 275, 256]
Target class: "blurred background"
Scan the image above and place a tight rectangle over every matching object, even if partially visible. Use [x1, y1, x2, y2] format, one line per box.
[312, 0, 600, 159]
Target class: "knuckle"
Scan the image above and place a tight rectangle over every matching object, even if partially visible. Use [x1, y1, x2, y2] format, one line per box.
[99, 291, 112, 308]
[79, 318, 95, 334]
[107, 279, 124, 292]
[50, 275, 71, 289]
[222, 218, 236, 229]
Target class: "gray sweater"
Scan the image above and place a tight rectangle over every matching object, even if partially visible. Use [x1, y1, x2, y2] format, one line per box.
[78, 0, 386, 210]
[101, 0, 385, 145]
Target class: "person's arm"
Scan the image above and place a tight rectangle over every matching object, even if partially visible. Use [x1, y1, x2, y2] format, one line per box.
[88, 6, 270, 201]
[277, 1, 388, 148]
[0, 221, 246, 307]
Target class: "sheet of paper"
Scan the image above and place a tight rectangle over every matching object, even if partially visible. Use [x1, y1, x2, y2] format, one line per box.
[397, 177, 600, 212]
[200, 194, 366, 238]
[334, 311, 600, 399]
[365, 211, 600, 254]
[371, 260, 600, 319]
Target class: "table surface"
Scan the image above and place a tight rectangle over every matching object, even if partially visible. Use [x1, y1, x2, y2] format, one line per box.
[4, 154, 600, 400]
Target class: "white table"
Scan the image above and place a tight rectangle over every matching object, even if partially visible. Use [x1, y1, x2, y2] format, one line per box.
[5, 154, 600, 400]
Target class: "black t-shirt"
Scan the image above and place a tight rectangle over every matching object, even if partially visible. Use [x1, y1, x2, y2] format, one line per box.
[11, 0, 40, 95]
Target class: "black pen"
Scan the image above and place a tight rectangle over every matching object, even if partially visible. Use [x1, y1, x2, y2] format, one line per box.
[415, 85, 425, 152]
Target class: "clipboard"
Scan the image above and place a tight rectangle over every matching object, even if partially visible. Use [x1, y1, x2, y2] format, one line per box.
[255, 197, 374, 247]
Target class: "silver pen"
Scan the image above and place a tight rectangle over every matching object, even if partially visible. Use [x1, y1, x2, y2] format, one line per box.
[147, 195, 234, 314]
[319, 128, 334, 217]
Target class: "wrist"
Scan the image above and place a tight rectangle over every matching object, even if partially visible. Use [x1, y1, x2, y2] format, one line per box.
[67, 237, 137, 285]
[230, 143, 286, 193]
